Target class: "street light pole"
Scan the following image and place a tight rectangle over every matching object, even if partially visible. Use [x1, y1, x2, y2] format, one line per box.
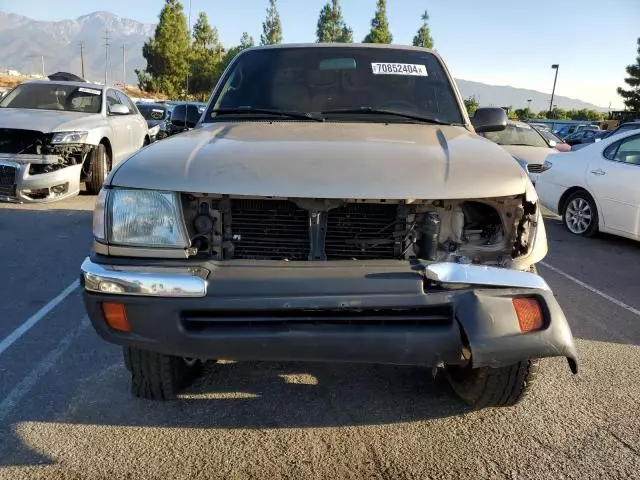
[549, 64, 559, 116]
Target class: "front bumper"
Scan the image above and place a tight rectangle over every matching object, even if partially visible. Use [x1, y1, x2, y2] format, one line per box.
[81, 257, 578, 372]
[0, 154, 81, 203]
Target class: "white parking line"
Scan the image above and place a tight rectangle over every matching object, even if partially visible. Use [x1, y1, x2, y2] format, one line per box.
[0, 279, 79, 357]
[540, 261, 640, 317]
[0, 317, 89, 421]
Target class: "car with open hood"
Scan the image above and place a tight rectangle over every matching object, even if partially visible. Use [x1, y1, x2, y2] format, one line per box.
[81, 44, 577, 408]
[0, 80, 149, 203]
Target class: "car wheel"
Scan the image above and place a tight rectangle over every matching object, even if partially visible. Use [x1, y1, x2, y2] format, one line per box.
[563, 190, 599, 237]
[124, 347, 204, 401]
[85, 143, 109, 195]
[446, 360, 539, 409]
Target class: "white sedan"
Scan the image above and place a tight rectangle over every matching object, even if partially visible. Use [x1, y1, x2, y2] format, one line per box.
[536, 130, 640, 240]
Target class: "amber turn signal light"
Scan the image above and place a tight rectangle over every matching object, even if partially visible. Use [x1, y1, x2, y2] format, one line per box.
[513, 297, 544, 333]
[101, 302, 130, 332]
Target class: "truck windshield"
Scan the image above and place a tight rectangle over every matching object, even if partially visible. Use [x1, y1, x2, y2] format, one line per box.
[0, 83, 103, 114]
[204, 47, 464, 125]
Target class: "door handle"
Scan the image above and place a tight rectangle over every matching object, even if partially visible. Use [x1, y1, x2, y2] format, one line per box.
[590, 168, 606, 176]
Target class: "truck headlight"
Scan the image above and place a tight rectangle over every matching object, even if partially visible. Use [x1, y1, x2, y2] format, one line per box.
[148, 125, 160, 136]
[51, 131, 89, 144]
[94, 189, 190, 248]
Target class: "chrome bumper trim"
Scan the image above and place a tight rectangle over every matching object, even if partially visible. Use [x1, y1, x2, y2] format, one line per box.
[424, 263, 550, 291]
[81, 258, 209, 298]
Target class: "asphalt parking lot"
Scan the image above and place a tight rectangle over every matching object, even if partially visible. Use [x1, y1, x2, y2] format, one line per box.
[0, 194, 639, 480]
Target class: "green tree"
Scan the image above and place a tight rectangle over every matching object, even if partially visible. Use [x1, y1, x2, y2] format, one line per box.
[189, 12, 225, 98]
[363, 0, 392, 44]
[316, 0, 353, 43]
[463, 95, 479, 116]
[549, 107, 569, 120]
[220, 32, 255, 74]
[513, 108, 531, 120]
[136, 0, 190, 97]
[617, 37, 640, 111]
[261, 0, 283, 45]
[412, 10, 434, 49]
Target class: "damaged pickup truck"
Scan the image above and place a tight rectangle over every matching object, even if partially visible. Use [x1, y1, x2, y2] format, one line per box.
[81, 44, 578, 408]
[0, 80, 149, 202]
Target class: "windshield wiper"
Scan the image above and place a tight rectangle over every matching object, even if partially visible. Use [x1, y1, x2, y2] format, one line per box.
[210, 107, 324, 122]
[320, 107, 452, 125]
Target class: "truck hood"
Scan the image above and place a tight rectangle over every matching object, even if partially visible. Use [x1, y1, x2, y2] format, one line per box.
[0, 108, 102, 132]
[111, 122, 528, 200]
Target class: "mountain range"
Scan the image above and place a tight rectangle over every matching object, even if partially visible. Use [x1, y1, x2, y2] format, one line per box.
[0, 11, 607, 111]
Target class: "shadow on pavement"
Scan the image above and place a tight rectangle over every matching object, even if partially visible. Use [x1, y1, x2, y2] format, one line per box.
[0, 348, 472, 467]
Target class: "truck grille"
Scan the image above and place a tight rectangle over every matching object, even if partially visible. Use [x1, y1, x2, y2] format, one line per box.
[0, 164, 17, 197]
[227, 200, 400, 261]
[230, 199, 310, 260]
[325, 203, 399, 260]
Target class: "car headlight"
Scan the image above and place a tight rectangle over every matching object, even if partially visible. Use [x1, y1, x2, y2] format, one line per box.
[51, 131, 89, 144]
[148, 125, 160, 136]
[541, 160, 552, 172]
[93, 189, 190, 248]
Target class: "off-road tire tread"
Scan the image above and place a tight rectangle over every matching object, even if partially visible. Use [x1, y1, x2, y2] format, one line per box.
[448, 359, 540, 409]
[86, 144, 107, 194]
[126, 347, 187, 401]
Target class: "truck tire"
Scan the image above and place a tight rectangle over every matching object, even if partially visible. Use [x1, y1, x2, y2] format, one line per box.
[85, 144, 109, 195]
[446, 360, 539, 409]
[124, 347, 203, 401]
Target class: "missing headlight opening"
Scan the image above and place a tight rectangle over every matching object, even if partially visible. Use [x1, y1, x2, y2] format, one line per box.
[0, 128, 92, 175]
[181, 194, 536, 265]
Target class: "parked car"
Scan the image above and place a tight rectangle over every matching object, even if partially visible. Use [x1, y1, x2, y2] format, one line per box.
[601, 121, 640, 139]
[536, 130, 640, 240]
[533, 126, 572, 152]
[554, 124, 599, 139]
[563, 129, 608, 147]
[478, 120, 558, 184]
[529, 122, 551, 132]
[0, 80, 149, 202]
[136, 102, 171, 142]
[81, 43, 577, 407]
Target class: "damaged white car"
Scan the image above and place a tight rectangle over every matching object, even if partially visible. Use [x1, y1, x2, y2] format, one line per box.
[81, 44, 577, 408]
[0, 80, 149, 202]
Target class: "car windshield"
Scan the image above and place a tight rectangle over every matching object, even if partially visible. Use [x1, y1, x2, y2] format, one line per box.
[0, 82, 102, 113]
[137, 104, 167, 120]
[482, 122, 549, 148]
[204, 47, 464, 125]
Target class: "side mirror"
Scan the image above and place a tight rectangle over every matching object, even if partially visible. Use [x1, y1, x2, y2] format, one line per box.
[185, 105, 201, 128]
[471, 107, 508, 133]
[170, 105, 187, 127]
[109, 104, 129, 115]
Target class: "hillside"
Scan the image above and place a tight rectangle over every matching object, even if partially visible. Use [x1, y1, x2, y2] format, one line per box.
[0, 10, 607, 111]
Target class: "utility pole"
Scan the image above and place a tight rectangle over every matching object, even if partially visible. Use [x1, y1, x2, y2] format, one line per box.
[122, 44, 126, 86]
[186, 0, 192, 97]
[104, 28, 112, 85]
[79, 41, 85, 78]
[41, 55, 45, 78]
[549, 64, 559, 116]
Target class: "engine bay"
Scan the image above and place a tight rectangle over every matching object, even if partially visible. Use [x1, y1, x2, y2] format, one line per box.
[181, 194, 538, 266]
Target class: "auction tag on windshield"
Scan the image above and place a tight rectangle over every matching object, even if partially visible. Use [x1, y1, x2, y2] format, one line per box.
[371, 63, 428, 76]
[78, 87, 101, 95]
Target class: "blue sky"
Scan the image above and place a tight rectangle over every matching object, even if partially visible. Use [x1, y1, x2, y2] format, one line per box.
[2, 0, 638, 108]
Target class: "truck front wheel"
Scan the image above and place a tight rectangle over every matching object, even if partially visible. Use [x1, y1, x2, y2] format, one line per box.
[124, 347, 204, 400]
[446, 359, 539, 409]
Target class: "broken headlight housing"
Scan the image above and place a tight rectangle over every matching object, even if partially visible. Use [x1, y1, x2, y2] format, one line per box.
[93, 188, 190, 248]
